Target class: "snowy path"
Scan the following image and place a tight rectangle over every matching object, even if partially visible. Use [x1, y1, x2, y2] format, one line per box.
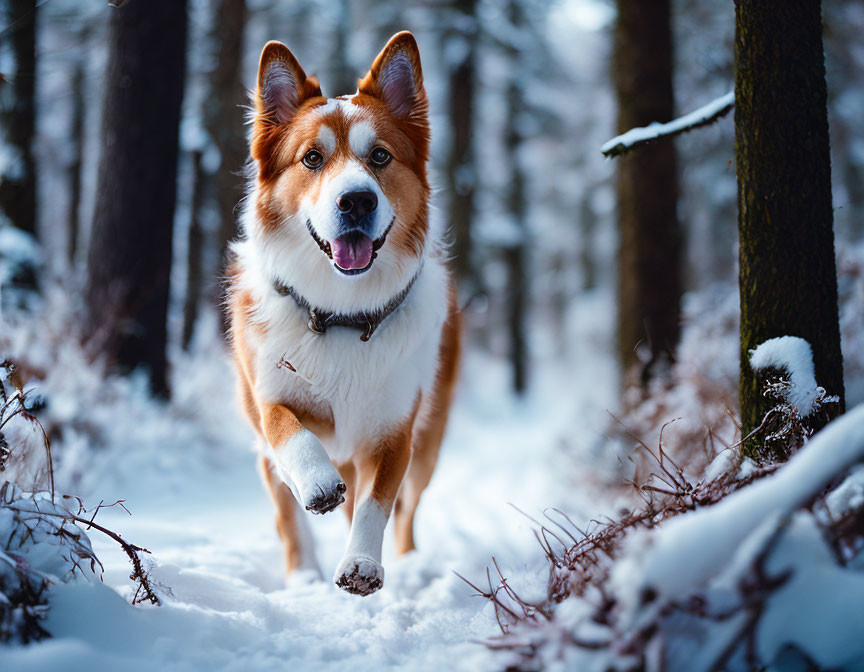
[2, 297, 615, 671]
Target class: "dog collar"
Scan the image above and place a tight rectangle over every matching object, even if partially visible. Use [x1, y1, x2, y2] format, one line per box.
[272, 269, 421, 342]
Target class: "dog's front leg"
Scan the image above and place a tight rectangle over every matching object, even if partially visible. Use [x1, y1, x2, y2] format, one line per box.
[260, 402, 346, 515]
[334, 423, 412, 596]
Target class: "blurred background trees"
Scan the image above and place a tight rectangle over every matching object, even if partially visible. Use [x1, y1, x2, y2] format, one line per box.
[0, 0, 860, 423]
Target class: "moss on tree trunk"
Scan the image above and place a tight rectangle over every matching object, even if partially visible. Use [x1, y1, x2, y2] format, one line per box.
[735, 0, 845, 457]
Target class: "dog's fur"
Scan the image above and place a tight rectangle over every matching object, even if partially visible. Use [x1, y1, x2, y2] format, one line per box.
[227, 32, 460, 596]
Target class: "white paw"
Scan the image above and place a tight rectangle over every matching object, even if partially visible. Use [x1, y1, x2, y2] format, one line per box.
[333, 555, 384, 596]
[273, 430, 346, 515]
[295, 468, 346, 515]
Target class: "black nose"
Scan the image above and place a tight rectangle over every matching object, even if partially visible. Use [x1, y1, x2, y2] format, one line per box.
[336, 191, 378, 221]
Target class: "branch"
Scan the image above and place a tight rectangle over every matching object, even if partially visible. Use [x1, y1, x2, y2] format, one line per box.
[602, 90, 734, 158]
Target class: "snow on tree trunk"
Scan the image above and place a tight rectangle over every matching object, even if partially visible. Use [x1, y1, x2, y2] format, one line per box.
[735, 0, 845, 458]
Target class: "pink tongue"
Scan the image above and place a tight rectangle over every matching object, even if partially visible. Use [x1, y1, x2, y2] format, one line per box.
[331, 233, 374, 270]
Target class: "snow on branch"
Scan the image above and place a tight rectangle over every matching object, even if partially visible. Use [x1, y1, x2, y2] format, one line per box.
[604, 403, 864, 670]
[601, 90, 734, 158]
[617, 402, 864, 606]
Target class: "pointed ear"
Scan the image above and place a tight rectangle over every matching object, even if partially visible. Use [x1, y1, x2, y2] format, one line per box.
[255, 41, 321, 127]
[358, 32, 426, 119]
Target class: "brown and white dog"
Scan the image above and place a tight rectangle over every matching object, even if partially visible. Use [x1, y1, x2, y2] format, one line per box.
[227, 32, 461, 596]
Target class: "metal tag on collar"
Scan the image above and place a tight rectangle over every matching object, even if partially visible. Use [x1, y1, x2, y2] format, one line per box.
[360, 321, 377, 342]
[307, 308, 326, 335]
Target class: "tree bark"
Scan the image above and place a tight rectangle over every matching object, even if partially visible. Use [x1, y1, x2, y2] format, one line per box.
[330, 0, 354, 96]
[505, 0, 527, 395]
[579, 194, 597, 291]
[613, 0, 681, 390]
[444, 0, 478, 290]
[204, 0, 247, 280]
[85, 0, 189, 397]
[67, 55, 86, 265]
[0, 0, 38, 238]
[182, 151, 205, 351]
[735, 0, 844, 456]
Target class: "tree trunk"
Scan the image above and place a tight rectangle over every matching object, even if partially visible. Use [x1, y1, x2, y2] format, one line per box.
[735, 0, 844, 457]
[579, 194, 597, 291]
[0, 0, 38, 238]
[505, 0, 527, 395]
[613, 0, 681, 390]
[182, 151, 205, 351]
[444, 0, 478, 290]
[67, 55, 86, 265]
[85, 0, 188, 398]
[205, 0, 247, 283]
[330, 0, 354, 96]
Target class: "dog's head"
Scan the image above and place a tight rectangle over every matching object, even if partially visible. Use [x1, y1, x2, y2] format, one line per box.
[245, 32, 430, 310]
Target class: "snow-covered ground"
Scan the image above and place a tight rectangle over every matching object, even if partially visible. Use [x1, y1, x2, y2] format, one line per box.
[0, 293, 617, 671]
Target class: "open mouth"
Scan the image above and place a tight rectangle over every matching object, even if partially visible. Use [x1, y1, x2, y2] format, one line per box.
[306, 220, 393, 276]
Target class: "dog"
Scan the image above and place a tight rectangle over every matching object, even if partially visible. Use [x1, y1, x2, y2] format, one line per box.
[227, 32, 461, 596]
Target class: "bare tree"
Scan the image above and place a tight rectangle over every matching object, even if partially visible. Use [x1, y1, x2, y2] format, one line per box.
[613, 0, 682, 391]
[66, 40, 87, 265]
[443, 0, 479, 290]
[329, 0, 354, 96]
[504, 0, 528, 394]
[182, 150, 206, 351]
[204, 0, 247, 268]
[85, 0, 189, 397]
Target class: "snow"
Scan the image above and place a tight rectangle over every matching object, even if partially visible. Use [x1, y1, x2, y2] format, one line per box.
[614, 402, 864, 608]
[749, 336, 822, 416]
[823, 464, 864, 522]
[593, 403, 864, 671]
[701, 447, 738, 483]
[757, 512, 864, 670]
[601, 91, 734, 156]
[0, 306, 617, 670]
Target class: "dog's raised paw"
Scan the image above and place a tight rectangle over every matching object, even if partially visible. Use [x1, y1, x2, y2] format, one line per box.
[334, 556, 384, 596]
[303, 480, 346, 515]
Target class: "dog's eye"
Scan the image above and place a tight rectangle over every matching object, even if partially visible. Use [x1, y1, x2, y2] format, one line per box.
[369, 147, 392, 167]
[302, 150, 324, 169]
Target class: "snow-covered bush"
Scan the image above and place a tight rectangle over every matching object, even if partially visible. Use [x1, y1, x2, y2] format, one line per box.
[0, 482, 99, 643]
[473, 343, 864, 671]
[0, 358, 159, 644]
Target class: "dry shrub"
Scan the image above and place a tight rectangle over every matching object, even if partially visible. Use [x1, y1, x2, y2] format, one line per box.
[464, 392, 864, 671]
[0, 358, 159, 644]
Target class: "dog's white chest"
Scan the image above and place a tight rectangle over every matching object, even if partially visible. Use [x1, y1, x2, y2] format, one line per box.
[249, 261, 448, 461]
